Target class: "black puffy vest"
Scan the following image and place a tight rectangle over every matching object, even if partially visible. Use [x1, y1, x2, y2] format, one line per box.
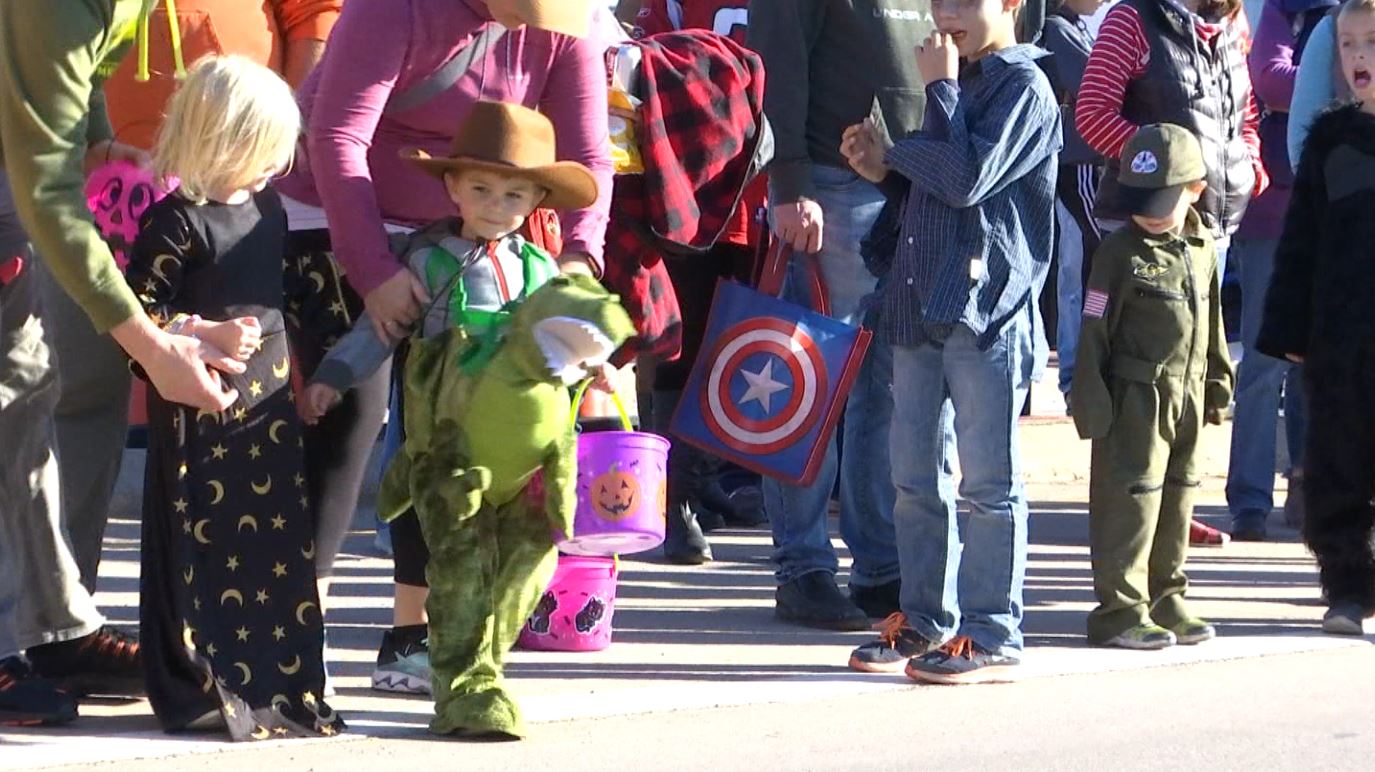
[1094, 0, 1255, 236]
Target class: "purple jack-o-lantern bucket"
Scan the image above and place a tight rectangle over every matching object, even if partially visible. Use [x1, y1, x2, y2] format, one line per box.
[557, 387, 669, 557]
[517, 556, 617, 652]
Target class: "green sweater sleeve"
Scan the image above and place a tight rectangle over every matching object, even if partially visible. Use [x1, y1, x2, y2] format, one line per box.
[0, 0, 141, 333]
[86, 86, 114, 149]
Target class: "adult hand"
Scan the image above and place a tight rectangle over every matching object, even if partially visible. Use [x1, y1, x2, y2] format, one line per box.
[587, 362, 617, 394]
[84, 139, 151, 176]
[916, 31, 959, 85]
[772, 199, 825, 254]
[111, 314, 243, 412]
[841, 119, 891, 184]
[364, 269, 430, 344]
[558, 252, 598, 277]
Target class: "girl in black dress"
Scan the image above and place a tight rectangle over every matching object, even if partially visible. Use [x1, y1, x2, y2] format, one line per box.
[124, 55, 347, 741]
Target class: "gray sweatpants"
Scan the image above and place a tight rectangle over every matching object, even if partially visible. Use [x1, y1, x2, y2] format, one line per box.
[36, 257, 131, 591]
[0, 171, 105, 658]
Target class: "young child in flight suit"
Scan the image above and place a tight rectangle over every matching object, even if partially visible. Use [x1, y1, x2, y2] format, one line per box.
[1072, 123, 1235, 650]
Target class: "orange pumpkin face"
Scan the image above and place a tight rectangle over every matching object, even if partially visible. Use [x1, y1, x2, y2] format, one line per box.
[591, 466, 640, 521]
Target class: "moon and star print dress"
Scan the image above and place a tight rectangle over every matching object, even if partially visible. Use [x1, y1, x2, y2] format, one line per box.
[125, 188, 349, 741]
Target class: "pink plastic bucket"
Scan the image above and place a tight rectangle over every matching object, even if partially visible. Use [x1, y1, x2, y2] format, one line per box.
[518, 556, 617, 651]
[559, 430, 669, 556]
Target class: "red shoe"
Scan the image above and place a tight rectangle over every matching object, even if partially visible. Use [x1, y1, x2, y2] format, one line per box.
[1189, 520, 1230, 548]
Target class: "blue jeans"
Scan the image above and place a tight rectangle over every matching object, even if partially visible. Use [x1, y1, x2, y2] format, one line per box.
[373, 371, 406, 553]
[1226, 237, 1306, 520]
[891, 315, 1035, 654]
[763, 165, 899, 588]
[1055, 199, 1086, 394]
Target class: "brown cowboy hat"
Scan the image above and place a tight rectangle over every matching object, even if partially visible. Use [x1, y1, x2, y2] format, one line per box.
[401, 101, 599, 211]
[484, 0, 594, 38]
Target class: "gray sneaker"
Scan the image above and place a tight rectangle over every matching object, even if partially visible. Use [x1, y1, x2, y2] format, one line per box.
[848, 613, 938, 673]
[371, 630, 432, 695]
[1321, 604, 1367, 636]
[1094, 623, 1177, 650]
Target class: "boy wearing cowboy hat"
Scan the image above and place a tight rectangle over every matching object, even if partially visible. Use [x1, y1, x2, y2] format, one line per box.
[302, 101, 605, 739]
[301, 100, 598, 421]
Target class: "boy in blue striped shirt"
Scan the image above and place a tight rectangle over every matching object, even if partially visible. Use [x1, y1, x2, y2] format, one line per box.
[841, 0, 1061, 684]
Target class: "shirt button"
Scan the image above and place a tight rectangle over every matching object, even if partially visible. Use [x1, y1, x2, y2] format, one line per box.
[906, 278, 914, 286]
[907, 237, 914, 245]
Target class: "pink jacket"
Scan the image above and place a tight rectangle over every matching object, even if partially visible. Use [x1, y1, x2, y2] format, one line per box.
[280, 0, 612, 298]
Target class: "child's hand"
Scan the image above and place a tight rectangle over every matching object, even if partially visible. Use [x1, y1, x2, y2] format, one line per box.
[194, 316, 262, 361]
[841, 119, 891, 184]
[300, 383, 342, 425]
[1285, 353, 1304, 364]
[916, 31, 958, 85]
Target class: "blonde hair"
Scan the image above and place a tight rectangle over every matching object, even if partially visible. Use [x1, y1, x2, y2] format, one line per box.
[153, 55, 300, 204]
[1340, 0, 1375, 19]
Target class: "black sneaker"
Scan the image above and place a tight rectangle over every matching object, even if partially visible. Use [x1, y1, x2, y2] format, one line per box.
[775, 572, 868, 631]
[0, 657, 77, 726]
[904, 636, 1021, 685]
[26, 626, 143, 699]
[849, 579, 901, 619]
[371, 629, 432, 695]
[1229, 511, 1268, 542]
[848, 613, 938, 673]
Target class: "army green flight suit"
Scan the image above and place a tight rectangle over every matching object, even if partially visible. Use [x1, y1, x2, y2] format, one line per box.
[1071, 209, 1235, 643]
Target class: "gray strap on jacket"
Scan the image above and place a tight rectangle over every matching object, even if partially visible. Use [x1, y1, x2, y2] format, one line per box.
[385, 23, 505, 115]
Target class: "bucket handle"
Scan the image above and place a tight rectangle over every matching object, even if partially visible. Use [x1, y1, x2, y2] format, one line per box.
[569, 380, 634, 431]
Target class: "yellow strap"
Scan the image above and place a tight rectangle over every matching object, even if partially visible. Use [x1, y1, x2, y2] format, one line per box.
[165, 0, 186, 78]
[136, 0, 152, 81]
[136, 0, 187, 82]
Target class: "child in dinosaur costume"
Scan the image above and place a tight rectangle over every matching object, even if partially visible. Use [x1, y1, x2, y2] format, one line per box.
[302, 102, 634, 738]
[379, 274, 631, 739]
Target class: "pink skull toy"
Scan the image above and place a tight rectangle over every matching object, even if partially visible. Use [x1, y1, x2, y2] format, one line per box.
[84, 160, 176, 271]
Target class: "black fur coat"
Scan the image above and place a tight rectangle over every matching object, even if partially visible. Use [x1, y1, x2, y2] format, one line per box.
[1257, 104, 1375, 360]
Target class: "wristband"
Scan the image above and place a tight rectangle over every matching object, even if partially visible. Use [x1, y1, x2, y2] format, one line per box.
[166, 313, 202, 338]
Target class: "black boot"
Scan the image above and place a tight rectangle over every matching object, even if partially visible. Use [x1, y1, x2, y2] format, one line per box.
[776, 572, 869, 631]
[697, 475, 768, 528]
[685, 450, 726, 532]
[653, 390, 712, 564]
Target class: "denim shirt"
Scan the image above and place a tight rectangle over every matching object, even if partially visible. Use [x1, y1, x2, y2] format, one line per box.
[878, 44, 1062, 351]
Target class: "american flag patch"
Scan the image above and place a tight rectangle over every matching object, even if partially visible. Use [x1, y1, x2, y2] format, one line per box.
[1083, 290, 1109, 319]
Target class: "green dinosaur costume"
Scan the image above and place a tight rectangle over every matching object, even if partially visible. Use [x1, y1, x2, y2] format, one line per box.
[376, 273, 634, 738]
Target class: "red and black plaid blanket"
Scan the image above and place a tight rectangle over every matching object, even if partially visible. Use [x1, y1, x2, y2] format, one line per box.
[603, 29, 768, 364]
